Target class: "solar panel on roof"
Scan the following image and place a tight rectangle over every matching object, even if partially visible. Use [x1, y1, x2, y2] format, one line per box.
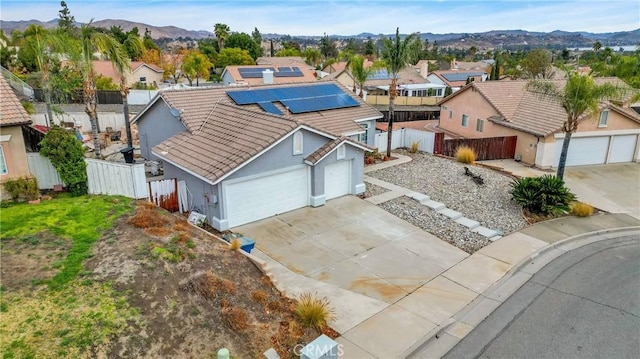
[257, 101, 283, 115]
[368, 70, 393, 80]
[225, 83, 360, 115]
[238, 66, 304, 78]
[441, 72, 485, 82]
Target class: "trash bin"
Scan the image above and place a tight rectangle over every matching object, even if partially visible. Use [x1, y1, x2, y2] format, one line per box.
[120, 146, 135, 164]
[239, 237, 255, 253]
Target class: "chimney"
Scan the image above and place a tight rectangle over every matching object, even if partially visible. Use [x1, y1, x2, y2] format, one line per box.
[420, 62, 429, 79]
[262, 69, 274, 84]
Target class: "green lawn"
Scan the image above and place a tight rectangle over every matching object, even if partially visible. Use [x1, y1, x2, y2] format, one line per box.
[0, 195, 140, 358]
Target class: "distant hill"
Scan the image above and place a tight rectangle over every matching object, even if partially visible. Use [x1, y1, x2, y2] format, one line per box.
[1, 18, 637, 48]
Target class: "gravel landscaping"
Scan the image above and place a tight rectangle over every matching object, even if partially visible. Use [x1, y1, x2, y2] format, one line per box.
[368, 151, 528, 253]
[362, 182, 390, 198]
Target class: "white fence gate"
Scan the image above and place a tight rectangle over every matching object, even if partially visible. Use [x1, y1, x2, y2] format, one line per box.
[27, 154, 148, 199]
[375, 128, 435, 153]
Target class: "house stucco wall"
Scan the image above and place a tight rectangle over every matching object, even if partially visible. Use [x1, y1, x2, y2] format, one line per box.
[127, 66, 163, 87]
[0, 126, 31, 181]
[137, 101, 188, 160]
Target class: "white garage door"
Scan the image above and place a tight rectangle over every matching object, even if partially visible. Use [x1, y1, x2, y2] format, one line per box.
[555, 137, 609, 166]
[224, 166, 309, 227]
[324, 161, 351, 200]
[608, 135, 637, 163]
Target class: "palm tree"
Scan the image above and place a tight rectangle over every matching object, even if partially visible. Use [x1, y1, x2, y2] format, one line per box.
[350, 55, 374, 98]
[214, 23, 230, 51]
[21, 25, 56, 125]
[69, 21, 129, 157]
[114, 36, 144, 149]
[526, 74, 627, 179]
[592, 41, 602, 53]
[381, 28, 418, 157]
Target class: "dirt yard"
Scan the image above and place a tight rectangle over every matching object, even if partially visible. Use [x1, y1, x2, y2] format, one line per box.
[1, 199, 328, 358]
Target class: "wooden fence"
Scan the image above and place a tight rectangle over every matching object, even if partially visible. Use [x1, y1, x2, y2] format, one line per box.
[436, 135, 518, 160]
[148, 178, 179, 212]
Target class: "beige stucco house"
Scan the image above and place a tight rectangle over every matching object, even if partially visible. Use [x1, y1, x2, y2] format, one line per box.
[438, 78, 640, 168]
[92, 60, 164, 88]
[0, 74, 33, 195]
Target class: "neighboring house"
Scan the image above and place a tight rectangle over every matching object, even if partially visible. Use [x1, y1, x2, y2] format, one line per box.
[438, 78, 640, 168]
[256, 56, 310, 69]
[428, 70, 488, 92]
[133, 81, 382, 230]
[0, 74, 33, 195]
[92, 60, 164, 88]
[448, 59, 493, 71]
[221, 65, 317, 86]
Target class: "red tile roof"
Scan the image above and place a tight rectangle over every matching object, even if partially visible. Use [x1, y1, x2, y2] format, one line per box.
[0, 74, 32, 127]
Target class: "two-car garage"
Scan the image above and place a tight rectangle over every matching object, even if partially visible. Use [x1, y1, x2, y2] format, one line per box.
[554, 134, 639, 166]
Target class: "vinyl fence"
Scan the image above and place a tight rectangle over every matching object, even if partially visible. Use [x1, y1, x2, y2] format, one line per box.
[27, 153, 148, 199]
[375, 128, 436, 153]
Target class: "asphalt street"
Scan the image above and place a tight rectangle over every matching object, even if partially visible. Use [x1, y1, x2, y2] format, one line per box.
[443, 235, 640, 359]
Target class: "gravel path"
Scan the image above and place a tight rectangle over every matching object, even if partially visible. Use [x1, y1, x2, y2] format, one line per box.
[368, 151, 528, 253]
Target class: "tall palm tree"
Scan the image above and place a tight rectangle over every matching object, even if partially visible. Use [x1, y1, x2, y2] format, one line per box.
[114, 36, 144, 149]
[381, 28, 418, 157]
[350, 55, 374, 98]
[69, 21, 129, 157]
[22, 25, 56, 125]
[214, 23, 230, 51]
[526, 74, 627, 179]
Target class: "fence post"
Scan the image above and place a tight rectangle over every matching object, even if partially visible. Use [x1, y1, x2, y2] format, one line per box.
[434, 132, 444, 155]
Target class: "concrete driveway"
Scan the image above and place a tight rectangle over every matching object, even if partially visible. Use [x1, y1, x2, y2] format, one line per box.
[233, 196, 469, 305]
[564, 164, 640, 219]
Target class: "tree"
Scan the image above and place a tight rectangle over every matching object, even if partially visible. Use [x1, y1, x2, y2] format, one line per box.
[350, 55, 374, 98]
[320, 33, 338, 59]
[301, 48, 321, 67]
[526, 75, 627, 179]
[216, 47, 254, 68]
[251, 27, 262, 45]
[181, 50, 212, 86]
[380, 28, 418, 157]
[163, 49, 186, 83]
[198, 38, 218, 63]
[39, 125, 87, 196]
[113, 35, 144, 149]
[143, 28, 160, 52]
[140, 48, 161, 66]
[95, 75, 118, 90]
[276, 48, 301, 57]
[214, 23, 230, 51]
[592, 41, 602, 53]
[0, 30, 18, 70]
[226, 32, 262, 59]
[67, 21, 129, 157]
[57, 1, 76, 36]
[521, 48, 554, 79]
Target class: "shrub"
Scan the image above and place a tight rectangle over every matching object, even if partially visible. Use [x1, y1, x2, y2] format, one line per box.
[228, 238, 241, 251]
[129, 208, 169, 228]
[221, 306, 249, 332]
[252, 290, 269, 305]
[295, 292, 335, 331]
[455, 146, 476, 164]
[511, 175, 575, 215]
[570, 201, 594, 217]
[180, 271, 218, 300]
[409, 141, 420, 153]
[2, 176, 40, 201]
[39, 125, 88, 196]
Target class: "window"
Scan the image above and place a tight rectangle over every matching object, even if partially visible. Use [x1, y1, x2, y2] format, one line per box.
[476, 118, 484, 132]
[293, 132, 303, 155]
[139, 76, 147, 83]
[0, 145, 7, 174]
[336, 144, 345, 160]
[462, 114, 469, 127]
[598, 110, 609, 127]
[449, 110, 452, 119]
[357, 123, 370, 144]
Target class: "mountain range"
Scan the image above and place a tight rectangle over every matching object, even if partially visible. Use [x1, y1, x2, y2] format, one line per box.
[1, 18, 638, 48]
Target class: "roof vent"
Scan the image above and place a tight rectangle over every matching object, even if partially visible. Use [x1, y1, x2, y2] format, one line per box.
[262, 69, 274, 84]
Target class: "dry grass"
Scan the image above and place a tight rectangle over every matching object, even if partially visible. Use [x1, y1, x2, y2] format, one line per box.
[409, 141, 420, 153]
[267, 300, 282, 312]
[180, 271, 218, 300]
[294, 292, 335, 331]
[129, 208, 169, 229]
[251, 290, 269, 306]
[218, 278, 236, 294]
[221, 306, 250, 332]
[220, 298, 231, 308]
[144, 227, 170, 237]
[176, 232, 190, 243]
[455, 146, 476, 164]
[570, 201, 595, 217]
[173, 219, 191, 232]
[228, 238, 241, 251]
[273, 320, 304, 357]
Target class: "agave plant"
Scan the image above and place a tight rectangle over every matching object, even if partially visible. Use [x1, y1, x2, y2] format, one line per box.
[511, 175, 575, 215]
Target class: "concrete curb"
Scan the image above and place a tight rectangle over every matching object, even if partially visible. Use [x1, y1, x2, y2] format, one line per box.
[402, 225, 640, 358]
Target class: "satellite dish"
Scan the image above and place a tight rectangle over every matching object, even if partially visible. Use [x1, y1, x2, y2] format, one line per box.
[169, 108, 181, 117]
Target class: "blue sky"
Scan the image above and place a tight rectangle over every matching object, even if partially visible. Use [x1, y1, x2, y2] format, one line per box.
[1, 0, 638, 36]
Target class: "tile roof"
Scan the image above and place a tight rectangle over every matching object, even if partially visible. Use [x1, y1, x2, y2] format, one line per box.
[223, 65, 317, 86]
[430, 70, 487, 88]
[366, 67, 429, 88]
[444, 77, 638, 137]
[145, 81, 381, 137]
[0, 74, 32, 127]
[256, 56, 308, 67]
[153, 103, 299, 184]
[304, 136, 373, 165]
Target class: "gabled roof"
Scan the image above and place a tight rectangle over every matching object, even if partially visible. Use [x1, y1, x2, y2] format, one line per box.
[0, 74, 32, 127]
[91, 60, 163, 83]
[153, 103, 299, 184]
[222, 65, 317, 86]
[132, 62, 164, 73]
[440, 77, 639, 137]
[304, 136, 373, 165]
[135, 81, 382, 137]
